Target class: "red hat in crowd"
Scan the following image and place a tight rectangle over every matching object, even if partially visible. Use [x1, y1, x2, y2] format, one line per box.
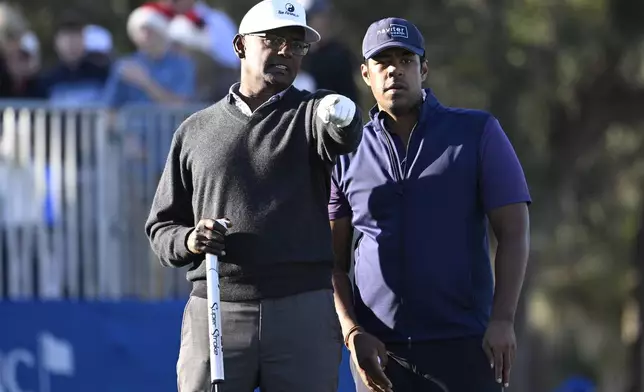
[127, 2, 175, 40]
[168, 9, 210, 51]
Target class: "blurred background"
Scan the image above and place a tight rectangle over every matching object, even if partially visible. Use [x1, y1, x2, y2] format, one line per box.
[0, 0, 642, 391]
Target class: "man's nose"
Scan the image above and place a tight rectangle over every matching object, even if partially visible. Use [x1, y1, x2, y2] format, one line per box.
[386, 64, 403, 77]
[277, 44, 294, 58]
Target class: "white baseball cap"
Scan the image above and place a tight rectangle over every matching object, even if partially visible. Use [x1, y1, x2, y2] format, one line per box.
[239, 0, 320, 43]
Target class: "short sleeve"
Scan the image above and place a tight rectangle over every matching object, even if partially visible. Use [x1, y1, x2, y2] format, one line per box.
[479, 116, 532, 212]
[328, 170, 352, 220]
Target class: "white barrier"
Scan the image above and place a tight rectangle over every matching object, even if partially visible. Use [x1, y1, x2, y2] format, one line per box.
[0, 101, 206, 300]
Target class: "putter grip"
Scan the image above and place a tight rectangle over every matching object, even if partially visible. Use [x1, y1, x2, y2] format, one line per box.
[206, 220, 228, 385]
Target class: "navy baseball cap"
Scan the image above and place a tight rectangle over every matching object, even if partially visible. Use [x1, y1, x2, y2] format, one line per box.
[362, 17, 425, 59]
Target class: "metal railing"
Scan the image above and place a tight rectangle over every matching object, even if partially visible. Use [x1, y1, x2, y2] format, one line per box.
[0, 100, 207, 300]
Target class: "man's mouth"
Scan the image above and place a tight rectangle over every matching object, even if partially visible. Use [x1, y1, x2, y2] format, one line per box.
[269, 64, 290, 73]
[385, 82, 406, 91]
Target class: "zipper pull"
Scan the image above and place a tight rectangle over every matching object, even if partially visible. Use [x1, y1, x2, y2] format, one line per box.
[408, 336, 412, 349]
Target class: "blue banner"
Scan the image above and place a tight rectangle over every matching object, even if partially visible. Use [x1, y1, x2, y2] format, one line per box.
[0, 301, 355, 392]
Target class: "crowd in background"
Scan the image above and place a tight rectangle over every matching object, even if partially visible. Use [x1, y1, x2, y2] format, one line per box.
[0, 0, 363, 301]
[0, 0, 360, 108]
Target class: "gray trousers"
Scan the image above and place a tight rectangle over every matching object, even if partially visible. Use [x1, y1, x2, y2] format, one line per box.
[177, 289, 343, 392]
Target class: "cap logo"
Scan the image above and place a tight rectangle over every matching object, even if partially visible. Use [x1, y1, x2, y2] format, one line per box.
[276, 2, 299, 18]
[376, 24, 408, 39]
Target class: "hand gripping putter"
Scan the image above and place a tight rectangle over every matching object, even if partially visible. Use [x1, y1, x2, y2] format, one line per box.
[206, 219, 229, 392]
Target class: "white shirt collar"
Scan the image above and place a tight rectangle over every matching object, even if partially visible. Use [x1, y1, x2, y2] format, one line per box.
[227, 83, 291, 116]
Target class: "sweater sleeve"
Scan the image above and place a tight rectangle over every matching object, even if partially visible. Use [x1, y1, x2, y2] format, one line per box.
[144, 126, 201, 268]
[309, 90, 363, 164]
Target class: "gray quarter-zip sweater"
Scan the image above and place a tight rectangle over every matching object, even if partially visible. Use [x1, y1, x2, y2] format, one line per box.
[145, 87, 363, 301]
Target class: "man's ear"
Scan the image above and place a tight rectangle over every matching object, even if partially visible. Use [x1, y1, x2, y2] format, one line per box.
[420, 59, 428, 83]
[233, 34, 245, 59]
[360, 62, 371, 87]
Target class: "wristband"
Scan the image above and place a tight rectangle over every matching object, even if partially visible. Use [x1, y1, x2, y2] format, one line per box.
[344, 325, 363, 348]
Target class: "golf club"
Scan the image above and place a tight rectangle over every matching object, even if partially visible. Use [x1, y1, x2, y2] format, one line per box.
[206, 219, 228, 392]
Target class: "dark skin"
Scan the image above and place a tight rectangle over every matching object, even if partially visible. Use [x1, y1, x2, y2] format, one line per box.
[232, 27, 305, 112]
[483, 203, 530, 388]
[187, 27, 308, 252]
[331, 218, 392, 392]
[332, 47, 530, 391]
[187, 219, 230, 256]
[360, 48, 428, 146]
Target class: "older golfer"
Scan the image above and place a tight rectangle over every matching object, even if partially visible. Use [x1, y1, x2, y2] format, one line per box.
[145, 1, 363, 391]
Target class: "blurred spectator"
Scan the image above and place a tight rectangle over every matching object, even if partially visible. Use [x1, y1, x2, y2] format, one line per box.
[299, 0, 359, 103]
[0, 33, 43, 98]
[0, 3, 28, 61]
[0, 4, 43, 98]
[83, 24, 114, 67]
[293, 71, 316, 92]
[160, 0, 239, 69]
[20, 31, 41, 76]
[103, 2, 195, 107]
[39, 12, 110, 105]
[168, 13, 209, 52]
[168, 12, 234, 102]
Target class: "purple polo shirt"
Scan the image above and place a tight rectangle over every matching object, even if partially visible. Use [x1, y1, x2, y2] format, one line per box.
[328, 89, 531, 343]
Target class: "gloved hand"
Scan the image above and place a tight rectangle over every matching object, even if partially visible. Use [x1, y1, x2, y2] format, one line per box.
[316, 94, 356, 128]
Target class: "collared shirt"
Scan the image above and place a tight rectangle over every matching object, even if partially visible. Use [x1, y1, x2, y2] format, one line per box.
[328, 89, 531, 343]
[381, 90, 427, 170]
[227, 82, 290, 116]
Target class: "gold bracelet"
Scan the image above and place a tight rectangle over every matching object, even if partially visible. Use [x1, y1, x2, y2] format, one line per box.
[344, 325, 363, 348]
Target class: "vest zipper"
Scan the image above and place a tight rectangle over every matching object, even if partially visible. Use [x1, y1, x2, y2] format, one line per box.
[402, 122, 418, 176]
[379, 122, 419, 343]
[380, 131, 403, 182]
